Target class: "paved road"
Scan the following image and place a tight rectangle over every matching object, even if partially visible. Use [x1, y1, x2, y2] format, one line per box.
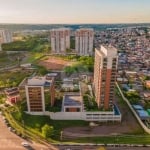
[0, 114, 57, 150]
[56, 145, 150, 150]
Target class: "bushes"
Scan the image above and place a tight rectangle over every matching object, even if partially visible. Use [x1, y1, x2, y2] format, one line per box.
[125, 91, 140, 104]
[41, 124, 54, 138]
[83, 95, 98, 111]
[64, 56, 94, 76]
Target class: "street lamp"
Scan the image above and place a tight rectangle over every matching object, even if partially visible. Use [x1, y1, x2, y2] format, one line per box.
[60, 131, 63, 141]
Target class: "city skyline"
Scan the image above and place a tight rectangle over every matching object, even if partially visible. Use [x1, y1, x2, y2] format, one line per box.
[0, 0, 150, 24]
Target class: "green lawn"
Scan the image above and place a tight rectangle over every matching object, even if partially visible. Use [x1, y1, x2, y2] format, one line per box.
[12, 111, 88, 140]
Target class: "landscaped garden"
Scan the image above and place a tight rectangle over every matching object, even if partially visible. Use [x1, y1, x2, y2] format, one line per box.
[83, 94, 99, 111]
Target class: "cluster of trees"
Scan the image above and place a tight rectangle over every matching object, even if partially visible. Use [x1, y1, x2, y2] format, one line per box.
[0, 71, 31, 88]
[143, 76, 150, 81]
[125, 91, 140, 104]
[2, 36, 50, 52]
[64, 56, 94, 76]
[36, 65, 49, 75]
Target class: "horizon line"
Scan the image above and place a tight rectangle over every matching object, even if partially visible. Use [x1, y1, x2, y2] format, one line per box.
[0, 22, 150, 25]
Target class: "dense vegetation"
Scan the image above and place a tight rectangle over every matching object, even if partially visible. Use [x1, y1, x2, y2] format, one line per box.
[124, 91, 140, 104]
[0, 70, 32, 88]
[83, 95, 99, 111]
[64, 56, 94, 75]
[2, 36, 50, 52]
[0, 52, 24, 67]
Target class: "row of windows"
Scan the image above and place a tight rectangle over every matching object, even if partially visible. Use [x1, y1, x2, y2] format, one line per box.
[30, 106, 42, 109]
[29, 98, 42, 101]
[30, 109, 42, 112]
[30, 102, 42, 105]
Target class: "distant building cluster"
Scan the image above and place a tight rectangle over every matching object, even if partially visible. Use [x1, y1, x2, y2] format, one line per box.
[50, 28, 94, 56]
[0, 29, 13, 51]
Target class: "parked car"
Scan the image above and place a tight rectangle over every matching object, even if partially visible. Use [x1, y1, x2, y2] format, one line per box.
[21, 141, 30, 147]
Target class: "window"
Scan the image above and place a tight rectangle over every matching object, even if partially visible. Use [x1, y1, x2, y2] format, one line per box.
[65, 108, 69, 112]
[103, 58, 107, 62]
[77, 108, 80, 112]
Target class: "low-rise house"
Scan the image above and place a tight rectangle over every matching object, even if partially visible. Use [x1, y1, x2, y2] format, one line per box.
[145, 80, 150, 89]
[117, 77, 128, 83]
[143, 92, 150, 101]
[4, 87, 20, 103]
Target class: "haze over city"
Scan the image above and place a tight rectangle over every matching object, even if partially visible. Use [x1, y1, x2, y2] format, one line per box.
[0, 0, 150, 24]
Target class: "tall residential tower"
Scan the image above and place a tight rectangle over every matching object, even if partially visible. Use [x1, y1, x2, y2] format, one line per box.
[25, 77, 55, 112]
[50, 28, 70, 53]
[94, 45, 118, 109]
[0, 29, 13, 51]
[0, 29, 13, 43]
[75, 28, 94, 56]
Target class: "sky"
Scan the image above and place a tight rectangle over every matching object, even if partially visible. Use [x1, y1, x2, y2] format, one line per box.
[0, 0, 150, 24]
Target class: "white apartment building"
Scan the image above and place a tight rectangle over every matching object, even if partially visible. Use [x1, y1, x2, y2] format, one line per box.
[50, 28, 70, 53]
[0, 29, 13, 44]
[75, 28, 94, 56]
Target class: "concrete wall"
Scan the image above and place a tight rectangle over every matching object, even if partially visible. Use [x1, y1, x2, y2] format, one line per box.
[26, 111, 121, 122]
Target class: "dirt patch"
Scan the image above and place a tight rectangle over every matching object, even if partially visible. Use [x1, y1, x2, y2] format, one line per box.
[39, 56, 74, 70]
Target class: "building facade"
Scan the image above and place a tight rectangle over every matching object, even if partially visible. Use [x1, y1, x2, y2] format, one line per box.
[50, 28, 70, 53]
[75, 28, 94, 56]
[0, 29, 13, 44]
[4, 87, 20, 103]
[25, 77, 55, 112]
[94, 45, 118, 109]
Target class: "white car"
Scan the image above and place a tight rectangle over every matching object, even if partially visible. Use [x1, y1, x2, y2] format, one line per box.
[21, 141, 29, 147]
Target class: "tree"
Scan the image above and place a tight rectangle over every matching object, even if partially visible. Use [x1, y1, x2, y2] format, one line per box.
[41, 124, 54, 138]
[37, 65, 48, 75]
[125, 91, 140, 104]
